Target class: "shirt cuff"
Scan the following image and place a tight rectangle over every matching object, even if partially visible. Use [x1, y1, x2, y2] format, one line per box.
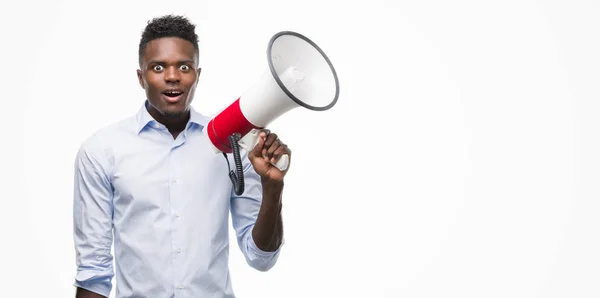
[248, 233, 285, 257]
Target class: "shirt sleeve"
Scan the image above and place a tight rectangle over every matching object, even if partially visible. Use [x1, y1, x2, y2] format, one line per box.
[72, 135, 115, 297]
[229, 149, 284, 272]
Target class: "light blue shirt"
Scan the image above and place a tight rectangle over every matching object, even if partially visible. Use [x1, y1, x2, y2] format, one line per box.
[72, 101, 282, 298]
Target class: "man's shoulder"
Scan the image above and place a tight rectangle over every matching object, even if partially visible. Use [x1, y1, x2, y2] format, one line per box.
[78, 115, 137, 155]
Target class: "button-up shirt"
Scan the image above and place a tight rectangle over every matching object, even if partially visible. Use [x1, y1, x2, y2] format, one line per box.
[72, 101, 282, 298]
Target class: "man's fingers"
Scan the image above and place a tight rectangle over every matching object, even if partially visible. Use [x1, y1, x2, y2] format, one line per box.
[259, 129, 270, 140]
[262, 133, 278, 156]
[249, 132, 265, 159]
[251, 131, 291, 168]
[263, 133, 278, 148]
[266, 139, 281, 156]
[271, 145, 289, 163]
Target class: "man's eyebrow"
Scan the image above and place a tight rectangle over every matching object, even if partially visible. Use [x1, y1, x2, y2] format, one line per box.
[147, 60, 195, 64]
[179, 60, 195, 64]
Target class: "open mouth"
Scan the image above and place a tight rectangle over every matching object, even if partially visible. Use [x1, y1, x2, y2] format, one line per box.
[162, 89, 184, 102]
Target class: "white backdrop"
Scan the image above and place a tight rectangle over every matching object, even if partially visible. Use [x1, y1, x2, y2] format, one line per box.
[3, 0, 600, 297]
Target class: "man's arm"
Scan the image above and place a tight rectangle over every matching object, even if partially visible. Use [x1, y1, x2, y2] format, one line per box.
[231, 130, 290, 271]
[76, 287, 107, 298]
[230, 153, 285, 272]
[73, 136, 115, 298]
[251, 178, 284, 252]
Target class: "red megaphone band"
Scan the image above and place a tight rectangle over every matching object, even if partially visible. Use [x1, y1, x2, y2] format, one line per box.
[206, 98, 261, 153]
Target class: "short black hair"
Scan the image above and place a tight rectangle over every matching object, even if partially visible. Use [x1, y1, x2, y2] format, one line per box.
[138, 14, 199, 65]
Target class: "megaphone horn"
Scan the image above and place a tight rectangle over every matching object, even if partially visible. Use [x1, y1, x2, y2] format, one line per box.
[203, 31, 340, 195]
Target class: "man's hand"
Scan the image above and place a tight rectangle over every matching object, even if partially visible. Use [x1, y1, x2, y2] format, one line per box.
[248, 129, 291, 182]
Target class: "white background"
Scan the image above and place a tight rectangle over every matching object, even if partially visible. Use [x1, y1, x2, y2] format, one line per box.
[2, 0, 599, 297]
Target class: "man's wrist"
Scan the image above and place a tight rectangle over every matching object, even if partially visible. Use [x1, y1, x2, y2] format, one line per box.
[261, 177, 284, 190]
[261, 178, 283, 205]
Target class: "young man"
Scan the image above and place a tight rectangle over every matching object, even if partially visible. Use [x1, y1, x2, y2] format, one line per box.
[73, 15, 289, 298]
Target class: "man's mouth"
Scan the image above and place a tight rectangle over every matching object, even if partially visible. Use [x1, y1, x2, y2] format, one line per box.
[162, 89, 184, 103]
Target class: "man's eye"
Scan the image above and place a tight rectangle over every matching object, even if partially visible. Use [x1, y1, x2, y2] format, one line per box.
[180, 65, 190, 71]
[153, 65, 164, 71]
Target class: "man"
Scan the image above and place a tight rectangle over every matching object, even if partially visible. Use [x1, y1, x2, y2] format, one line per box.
[73, 14, 288, 298]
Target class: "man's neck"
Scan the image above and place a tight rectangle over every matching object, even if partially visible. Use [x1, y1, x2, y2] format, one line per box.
[147, 105, 190, 139]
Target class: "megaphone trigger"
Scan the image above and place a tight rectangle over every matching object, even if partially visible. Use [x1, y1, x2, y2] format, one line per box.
[273, 154, 290, 172]
[238, 129, 290, 172]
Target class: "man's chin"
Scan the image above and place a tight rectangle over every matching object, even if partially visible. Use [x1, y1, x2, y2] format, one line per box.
[160, 103, 188, 118]
[146, 99, 189, 119]
[162, 110, 186, 118]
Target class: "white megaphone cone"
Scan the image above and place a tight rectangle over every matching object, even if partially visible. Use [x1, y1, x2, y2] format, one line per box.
[203, 31, 339, 194]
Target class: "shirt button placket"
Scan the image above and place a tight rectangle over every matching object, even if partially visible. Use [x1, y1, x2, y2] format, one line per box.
[169, 144, 184, 294]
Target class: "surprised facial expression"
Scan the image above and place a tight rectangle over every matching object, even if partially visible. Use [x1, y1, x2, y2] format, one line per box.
[137, 37, 201, 119]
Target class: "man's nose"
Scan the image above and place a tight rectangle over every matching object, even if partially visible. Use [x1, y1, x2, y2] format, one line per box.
[164, 66, 180, 83]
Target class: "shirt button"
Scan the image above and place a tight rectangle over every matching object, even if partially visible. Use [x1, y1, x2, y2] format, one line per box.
[177, 248, 182, 253]
[175, 213, 180, 218]
[178, 285, 183, 289]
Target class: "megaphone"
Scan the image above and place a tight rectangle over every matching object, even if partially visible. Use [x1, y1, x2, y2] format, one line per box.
[203, 31, 340, 195]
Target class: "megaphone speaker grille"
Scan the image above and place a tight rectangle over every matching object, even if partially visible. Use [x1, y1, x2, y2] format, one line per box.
[267, 31, 340, 111]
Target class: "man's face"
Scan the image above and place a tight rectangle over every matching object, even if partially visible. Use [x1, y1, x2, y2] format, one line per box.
[137, 37, 200, 119]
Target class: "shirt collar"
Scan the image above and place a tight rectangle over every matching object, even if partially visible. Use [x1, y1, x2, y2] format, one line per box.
[135, 100, 211, 134]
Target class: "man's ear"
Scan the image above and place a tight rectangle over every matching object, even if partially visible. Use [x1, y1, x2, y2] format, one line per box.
[137, 69, 145, 89]
[196, 67, 202, 84]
